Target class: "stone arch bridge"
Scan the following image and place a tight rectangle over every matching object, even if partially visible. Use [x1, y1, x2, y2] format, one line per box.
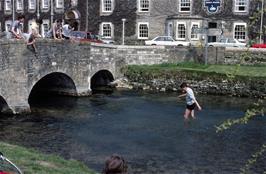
[1, 39, 244, 114]
[1, 40, 196, 114]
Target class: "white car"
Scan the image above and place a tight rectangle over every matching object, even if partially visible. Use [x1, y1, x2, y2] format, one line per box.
[208, 38, 246, 47]
[145, 36, 191, 46]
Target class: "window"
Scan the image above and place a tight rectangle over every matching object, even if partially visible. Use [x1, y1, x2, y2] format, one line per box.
[5, 0, 12, 11]
[138, 22, 149, 39]
[41, 20, 50, 37]
[16, 0, 23, 10]
[234, 23, 246, 41]
[101, 22, 113, 38]
[208, 22, 217, 28]
[179, 0, 191, 12]
[102, 0, 113, 12]
[138, 0, 149, 12]
[56, 0, 63, 8]
[71, 0, 78, 6]
[28, 0, 36, 10]
[5, 20, 12, 31]
[42, 0, 49, 9]
[191, 22, 199, 40]
[235, 0, 248, 12]
[176, 22, 186, 40]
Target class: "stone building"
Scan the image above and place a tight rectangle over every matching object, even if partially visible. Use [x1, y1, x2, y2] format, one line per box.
[137, 0, 264, 45]
[0, 0, 137, 43]
[0, 0, 80, 36]
[0, 0, 264, 44]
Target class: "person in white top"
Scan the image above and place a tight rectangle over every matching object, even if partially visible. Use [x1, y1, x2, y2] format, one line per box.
[62, 22, 74, 39]
[178, 82, 202, 120]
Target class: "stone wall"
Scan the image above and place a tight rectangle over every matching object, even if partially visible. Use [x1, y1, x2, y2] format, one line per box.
[224, 47, 266, 65]
[122, 69, 266, 98]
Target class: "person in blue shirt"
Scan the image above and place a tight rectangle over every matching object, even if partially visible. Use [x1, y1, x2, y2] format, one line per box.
[178, 82, 202, 120]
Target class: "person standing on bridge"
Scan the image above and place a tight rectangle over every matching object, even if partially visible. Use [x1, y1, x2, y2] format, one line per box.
[178, 82, 202, 120]
[10, 15, 25, 39]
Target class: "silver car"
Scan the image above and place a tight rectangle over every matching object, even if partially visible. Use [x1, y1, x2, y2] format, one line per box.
[208, 38, 246, 47]
[145, 36, 191, 46]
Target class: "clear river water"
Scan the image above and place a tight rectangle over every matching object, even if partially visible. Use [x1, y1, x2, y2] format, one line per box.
[0, 90, 265, 174]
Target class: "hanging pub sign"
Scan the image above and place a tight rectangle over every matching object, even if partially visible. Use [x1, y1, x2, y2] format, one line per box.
[204, 0, 221, 14]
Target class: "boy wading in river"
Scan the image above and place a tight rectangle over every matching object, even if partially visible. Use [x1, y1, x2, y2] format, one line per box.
[178, 82, 202, 120]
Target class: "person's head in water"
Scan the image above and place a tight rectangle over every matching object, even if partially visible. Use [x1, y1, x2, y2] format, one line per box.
[103, 154, 127, 174]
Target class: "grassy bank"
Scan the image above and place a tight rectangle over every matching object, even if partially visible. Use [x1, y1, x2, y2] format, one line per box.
[0, 142, 96, 174]
[123, 63, 266, 78]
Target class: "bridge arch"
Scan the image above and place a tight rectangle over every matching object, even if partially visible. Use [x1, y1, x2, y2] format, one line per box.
[90, 70, 115, 92]
[0, 95, 11, 113]
[28, 72, 77, 108]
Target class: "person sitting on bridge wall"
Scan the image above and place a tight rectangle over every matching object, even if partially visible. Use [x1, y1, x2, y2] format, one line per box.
[22, 32, 38, 54]
[30, 18, 43, 38]
[62, 21, 74, 40]
[45, 19, 63, 40]
[10, 15, 25, 39]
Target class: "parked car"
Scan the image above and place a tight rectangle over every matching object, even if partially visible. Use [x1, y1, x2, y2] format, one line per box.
[70, 31, 103, 43]
[208, 38, 246, 47]
[145, 36, 191, 46]
[97, 35, 115, 44]
[251, 43, 266, 48]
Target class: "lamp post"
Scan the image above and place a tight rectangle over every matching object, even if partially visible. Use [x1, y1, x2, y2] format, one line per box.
[260, 0, 264, 44]
[122, 18, 126, 45]
[12, 0, 15, 21]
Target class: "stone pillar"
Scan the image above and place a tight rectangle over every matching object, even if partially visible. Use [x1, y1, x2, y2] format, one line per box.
[8, 102, 31, 114]
[76, 87, 91, 96]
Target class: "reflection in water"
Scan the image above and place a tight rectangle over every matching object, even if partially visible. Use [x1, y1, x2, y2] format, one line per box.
[0, 90, 265, 174]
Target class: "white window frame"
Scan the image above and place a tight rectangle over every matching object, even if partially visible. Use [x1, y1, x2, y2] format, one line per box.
[234, 0, 248, 12]
[42, 0, 49, 9]
[56, 0, 64, 8]
[233, 22, 246, 42]
[71, 0, 78, 6]
[41, 19, 50, 37]
[176, 22, 186, 40]
[5, 20, 12, 32]
[101, 22, 113, 39]
[138, 0, 150, 12]
[16, 0, 23, 10]
[28, 0, 36, 10]
[137, 22, 149, 40]
[191, 22, 200, 40]
[5, 0, 12, 11]
[179, 0, 191, 12]
[101, 0, 113, 13]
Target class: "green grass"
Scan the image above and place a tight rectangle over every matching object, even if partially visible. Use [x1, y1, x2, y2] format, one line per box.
[126, 63, 266, 77]
[0, 142, 96, 174]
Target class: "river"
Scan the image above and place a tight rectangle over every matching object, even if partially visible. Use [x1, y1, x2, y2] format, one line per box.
[0, 90, 265, 174]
